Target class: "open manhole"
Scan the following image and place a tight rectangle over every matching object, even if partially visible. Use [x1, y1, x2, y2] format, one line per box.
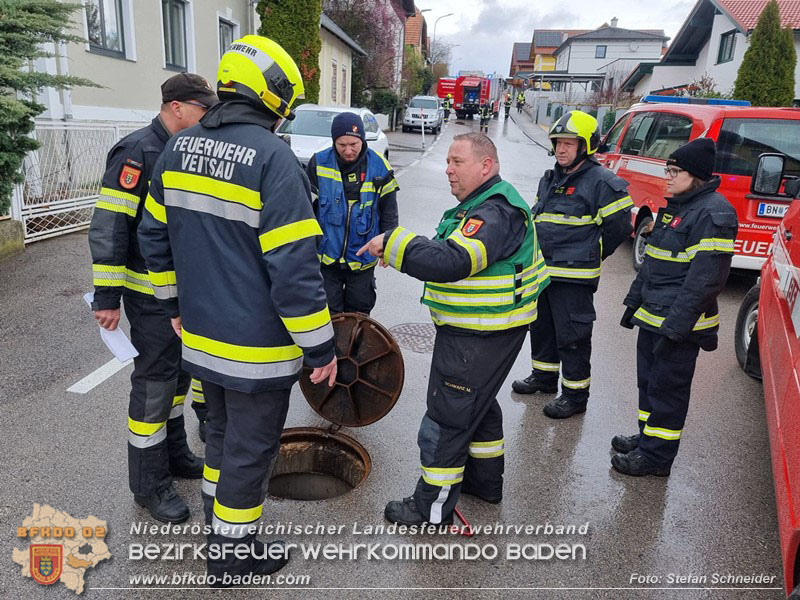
[268, 428, 370, 501]
[388, 322, 436, 354]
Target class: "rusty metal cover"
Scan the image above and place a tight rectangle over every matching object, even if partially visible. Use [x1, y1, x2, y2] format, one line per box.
[300, 313, 404, 427]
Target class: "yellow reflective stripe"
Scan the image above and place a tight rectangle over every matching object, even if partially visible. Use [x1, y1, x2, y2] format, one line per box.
[645, 244, 691, 263]
[144, 193, 167, 224]
[694, 313, 720, 330]
[468, 439, 505, 458]
[633, 307, 663, 327]
[598, 195, 633, 218]
[429, 302, 539, 331]
[532, 360, 560, 372]
[562, 376, 591, 389]
[346, 259, 378, 270]
[182, 329, 303, 363]
[259, 218, 322, 253]
[318, 252, 337, 265]
[686, 237, 735, 258]
[128, 418, 165, 436]
[281, 306, 331, 333]
[384, 226, 417, 270]
[448, 230, 488, 276]
[643, 424, 681, 440]
[546, 265, 601, 279]
[213, 499, 262, 524]
[316, 166, 342, 181]
[634, 308, 720, 331]
[124, 269, 154, 295]
[638, 409, 650, 422]
[148, 270, 177, 286]
[172, 394, 186, 407]
[535, 212, 596, 226]
[380, 179, 399, 196]
[204, 464, 220, 483]
[92, 264, 125, 287]
[379, 153, 393, 172]
[163, 171, 262, 211]
[420, 465, 464, 486]
[99, 187, 140, 204]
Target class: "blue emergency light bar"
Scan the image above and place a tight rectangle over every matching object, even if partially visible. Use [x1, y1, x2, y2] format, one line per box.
[642, 95, 751, 106]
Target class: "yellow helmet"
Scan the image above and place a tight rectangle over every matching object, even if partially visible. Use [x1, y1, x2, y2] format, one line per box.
[548, 110, 600, 155]
[217, 35, 304, 120]
[447, 93, 452, 98]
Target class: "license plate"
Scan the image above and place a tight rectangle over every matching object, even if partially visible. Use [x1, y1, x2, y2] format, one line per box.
[412, 114, 421, 118]
[757, 202, 789, 218]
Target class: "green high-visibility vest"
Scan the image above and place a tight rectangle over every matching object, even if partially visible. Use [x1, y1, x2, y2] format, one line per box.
[421, 180, 550, 331]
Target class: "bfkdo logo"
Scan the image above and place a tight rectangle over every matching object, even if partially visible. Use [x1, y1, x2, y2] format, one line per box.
[31, 544, 63, 585]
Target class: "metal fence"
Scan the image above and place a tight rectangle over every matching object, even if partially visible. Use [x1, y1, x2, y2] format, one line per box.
[11, 120, 145, 243]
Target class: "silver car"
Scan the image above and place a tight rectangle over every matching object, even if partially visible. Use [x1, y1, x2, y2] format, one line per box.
[402, 96, 443, 134]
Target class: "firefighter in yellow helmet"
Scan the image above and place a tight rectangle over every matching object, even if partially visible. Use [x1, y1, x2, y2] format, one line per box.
[443, 93, 453, 121]
[139, 35, 337, 584]
[512, 110, 632, 418]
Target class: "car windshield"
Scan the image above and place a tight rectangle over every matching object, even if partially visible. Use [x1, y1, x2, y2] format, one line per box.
[716, 118, 800, 177]
[409, 99, 438, 109]
[277, 110, 340, 137]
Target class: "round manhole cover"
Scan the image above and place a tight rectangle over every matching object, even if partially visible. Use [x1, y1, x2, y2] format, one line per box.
[389, 322, 436, 354]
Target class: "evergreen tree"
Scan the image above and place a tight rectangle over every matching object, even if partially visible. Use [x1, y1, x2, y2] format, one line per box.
[257, 0, 322, 105]
[733, 0, 796, 106]
[0, 0, 97, 215]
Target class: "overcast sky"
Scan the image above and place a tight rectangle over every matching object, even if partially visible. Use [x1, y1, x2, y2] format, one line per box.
[416, 0, 695, 76]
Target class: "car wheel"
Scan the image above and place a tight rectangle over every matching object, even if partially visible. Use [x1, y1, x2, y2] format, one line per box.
[401, 125, 408, 133]
[632, 216, 653, 272]
[734, 283, 760, 373]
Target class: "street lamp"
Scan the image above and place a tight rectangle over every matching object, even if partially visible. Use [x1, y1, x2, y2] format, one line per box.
[432, 12, 454, 55]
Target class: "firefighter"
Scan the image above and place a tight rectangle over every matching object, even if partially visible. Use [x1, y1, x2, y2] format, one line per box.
[479, 102, 491, 134]
[613, 138, 737, 476]
[443, 93, 453, 121]
[139, 35, 337, 580]
[504, 93, 512, 119]
[88, 73, 217, 522]
[305, 112, 399, 315]
[516, 91, 525, 113]
[357, 132, 549, 525]
[512, 111, 632, 419]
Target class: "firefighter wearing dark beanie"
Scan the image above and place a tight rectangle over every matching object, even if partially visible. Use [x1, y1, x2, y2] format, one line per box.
[330, 112, 366, 144]
[613, 135, 738, 477]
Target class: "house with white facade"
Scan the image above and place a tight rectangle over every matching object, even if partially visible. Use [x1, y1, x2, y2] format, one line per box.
[622, 0, 800, 100]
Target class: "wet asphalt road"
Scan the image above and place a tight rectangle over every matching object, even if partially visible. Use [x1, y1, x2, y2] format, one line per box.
[0, 112, 780, 599]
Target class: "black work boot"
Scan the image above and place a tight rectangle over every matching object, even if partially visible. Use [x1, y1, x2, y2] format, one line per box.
[611, 448, 671, 477]
[198, 420, 207, 443]
[543, 396, 587, 419]
[512, 372, 558, 394]
[460, 485, 502, 504]
[611, 433, 641, 454]
[384, 496, 453, 526]
[134, 482, 190, 523]
[169, 448, 204, 479]
[208, 534, 290, 587]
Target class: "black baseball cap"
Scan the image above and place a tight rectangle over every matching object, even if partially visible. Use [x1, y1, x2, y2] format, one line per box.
[161, 73, 219, 107]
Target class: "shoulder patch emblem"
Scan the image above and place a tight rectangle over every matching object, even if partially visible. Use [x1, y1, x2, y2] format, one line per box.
[119, 165, 141, 190]
[462, 218, 484, 237]
[661, 213, 673, 224]
[566, 187, 576, 195]
[347, 172, 358, 183]
[670, 217, 682, 229]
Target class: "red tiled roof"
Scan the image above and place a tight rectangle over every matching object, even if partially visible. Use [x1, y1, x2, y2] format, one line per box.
[717, 0, 800, 30]
[405, 8, 425, 46]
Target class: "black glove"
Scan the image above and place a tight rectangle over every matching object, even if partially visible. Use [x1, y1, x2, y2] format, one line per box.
[620, 307, 636, 329]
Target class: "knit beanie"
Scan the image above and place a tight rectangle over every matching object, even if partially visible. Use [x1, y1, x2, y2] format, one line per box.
[667, 137, 716, 181]
[331, 112, 366, 143]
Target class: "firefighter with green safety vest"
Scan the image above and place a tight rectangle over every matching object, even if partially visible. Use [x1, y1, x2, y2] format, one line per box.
[512, 110, 632, 419]
[443, 93, 453, 121]
[358, 132, 549, 525]
[479, 101, 491, 133]
[139, 35, 337, 582]
[305, 112, 399, 315]
[504, 93, 512, 119]
[88, 73, 217, 524]
[516, 91, 525, 113]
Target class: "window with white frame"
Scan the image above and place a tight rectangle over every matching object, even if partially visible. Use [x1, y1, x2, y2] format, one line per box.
[595, 45, 607, 59]
[341, 66, 347, 104]
[219, 18, 235, 59]
[163, 0, 187, 70]
[331, 59, 338, 103]
[85, 0, 125, 56]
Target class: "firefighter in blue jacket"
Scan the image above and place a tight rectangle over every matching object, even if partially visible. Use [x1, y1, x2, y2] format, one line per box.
[305, 112, 399, 315]
[613, 138, 737, 476]
[139, 35, 337, 581]
[512, 110, 633, 419]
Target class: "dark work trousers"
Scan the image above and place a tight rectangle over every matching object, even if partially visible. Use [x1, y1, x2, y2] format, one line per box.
[636, 328, 700, 466]
[528, 281, 595, 403]
[414, 325, 527, 524]
[124, 295, 194, 496]
[200, 380, 290, 538]
[321, 264, 377, 315]
[444, 109, 450, 121]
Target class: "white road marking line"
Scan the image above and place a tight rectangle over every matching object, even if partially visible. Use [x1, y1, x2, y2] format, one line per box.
[67, 357, 132, 394]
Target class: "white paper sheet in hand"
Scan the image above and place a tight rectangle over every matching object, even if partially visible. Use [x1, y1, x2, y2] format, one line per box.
[83, 292, 139, 362]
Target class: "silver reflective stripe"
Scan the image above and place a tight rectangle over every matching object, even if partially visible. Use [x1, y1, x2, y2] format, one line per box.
[128, 427, 167, 449]
[164, 189, 260, 227]
[431, 275, 514, 289]
[288, 322, 334, 349]
[429, 485, 451, 524]
[168, 404, 184, 419]
[227, 42, 275, 74]
[211, 516, 256, 539]
[154, 284, 179, 300]
[423, 290, 513, 305]
[562, 377, 591, 389]
[182, 346, 303, 380]
[201, 480, 217, 497]
[98, 192, 139, 213]
[532, 360, 560, 372]
[468, 443, 504, 456]
[429, 305, 538, 328]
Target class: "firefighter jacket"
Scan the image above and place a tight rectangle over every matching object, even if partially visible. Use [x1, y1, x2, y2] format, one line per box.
[504, 97, 512, 107]
[383, 175, 550, 333]
[88, 117, 171, 310]
[138, 100, 336, 393]
[306, 146, 398, 270]
[623, 177, 737, 350]
[533, 158, 633, 290]
[443, 98, 452, 110]
[479, 105, 491, 119]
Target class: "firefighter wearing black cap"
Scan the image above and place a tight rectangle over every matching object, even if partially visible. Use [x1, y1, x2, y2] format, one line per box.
[479, 102, 491, 133]
[88, 72, 217, 523]
[305, 112, 399, 315]
[512, 110, 632, 419]
[358, 132, 549, 525]
[139, 35, 337, 581]
[612, 138, 737, 476]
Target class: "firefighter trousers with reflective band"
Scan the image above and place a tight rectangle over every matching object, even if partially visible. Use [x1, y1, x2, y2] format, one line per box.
[414, 326, 526, 523]
[125, 295, 197, 496]
[321, 264, 377, 315]
[636, 328, 699, 466]
[199, 380, 290, 538]
[528, 281, 595, 402]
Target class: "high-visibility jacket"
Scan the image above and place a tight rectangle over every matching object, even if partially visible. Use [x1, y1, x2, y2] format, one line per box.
[314, 147, 398, 270]
[88, 117, 171, 309]
[504, 97, 512, 107]
[384, 177, 550, 332]
[443, 98, 452, 110]
[533, 158, 633, 290]
[479, 105, 491, 119]
[623, 177, 738, 350]
[138, 100, 335, 393]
